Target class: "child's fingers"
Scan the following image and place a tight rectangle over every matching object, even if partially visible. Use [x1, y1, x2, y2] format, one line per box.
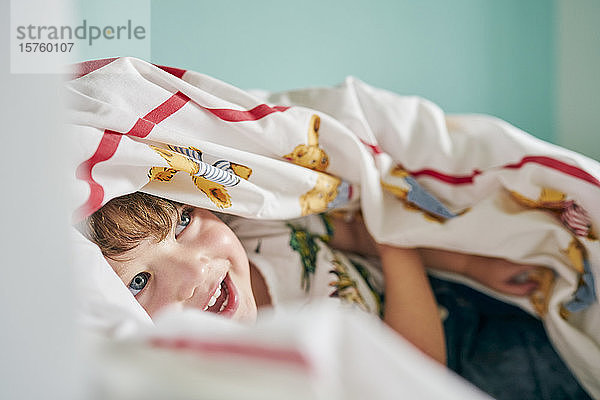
[468, 261, 541, 296]
[501, 265, 541, 296]
[506, 265, 539, 283]
[499, 279, 539, 296]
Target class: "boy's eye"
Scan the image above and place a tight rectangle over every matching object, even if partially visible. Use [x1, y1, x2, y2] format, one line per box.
[175, 209, 191, 237]
[128, 272, 150, 296]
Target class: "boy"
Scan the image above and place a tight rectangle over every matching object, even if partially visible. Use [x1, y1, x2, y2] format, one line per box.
[85, 191, 542, 365]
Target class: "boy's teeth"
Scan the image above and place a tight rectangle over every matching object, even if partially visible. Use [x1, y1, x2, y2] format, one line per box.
[208, 294, 217, 307]
[219, 297, 229, 313]
[205, 283, 223, 309]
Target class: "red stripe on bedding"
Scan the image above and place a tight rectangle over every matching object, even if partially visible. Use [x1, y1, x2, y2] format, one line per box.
[149, 338, 312, 371]
[74, 91, 191, 219]
[138, 91, 191, 130]
[410, 169, 482, 184]
[503, 156, 600, 187]
[73, 88, 289, 219]
[408, 156, 600, 188]
[359, 139, 384, 155]
[74, 132, 122, 217]
[150, 64, 290, 121]
[202, 104, 290, 122]
[361, 139, 599, 188]
[73, 59, 187, 80]
[72, 58, 119, 79]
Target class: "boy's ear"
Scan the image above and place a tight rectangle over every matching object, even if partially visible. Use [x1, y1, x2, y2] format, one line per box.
[307, 115, 320, 147]
[230, 163, 252, 180]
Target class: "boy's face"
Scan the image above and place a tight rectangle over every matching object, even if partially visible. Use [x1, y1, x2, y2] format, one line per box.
[105, 206, 257, 322]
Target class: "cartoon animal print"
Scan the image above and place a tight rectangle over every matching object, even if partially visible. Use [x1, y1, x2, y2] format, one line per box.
[382, 165, 458, 222]
[329, 258, 369, 312]
[287, 222, 322, 292]
[300, 173, 343, 216]
[284, 114, 329, 171]
[510, 187, 565, 208]
[511, 189, 598, 317]
[560, 239, 597, 318]
[148, 167, 178, 182]
[527, 267, 555, 317]
[319, 213, 335, 242]
[349, 258, 384, 317]
[148, 145, 252, 209]
[283, 114, 348, 215]
[510, 188, 596, 240]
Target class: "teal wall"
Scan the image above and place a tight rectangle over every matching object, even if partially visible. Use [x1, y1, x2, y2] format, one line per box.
[151, 0, 556, 143]
[557, 0, 600, 161]
[76, 0, 151, 62]
[74, 1, 559, 144]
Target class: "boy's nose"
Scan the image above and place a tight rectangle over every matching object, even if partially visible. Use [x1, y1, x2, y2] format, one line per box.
[166, 252, 228, 302]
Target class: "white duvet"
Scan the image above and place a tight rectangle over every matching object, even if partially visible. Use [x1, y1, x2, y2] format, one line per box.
[67, 57, 599, 398]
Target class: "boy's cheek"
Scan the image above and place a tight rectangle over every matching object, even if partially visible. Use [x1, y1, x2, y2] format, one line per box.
[236, 294, 258, 323]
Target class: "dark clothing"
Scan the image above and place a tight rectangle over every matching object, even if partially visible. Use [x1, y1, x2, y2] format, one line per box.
[431, 277, 592, 400]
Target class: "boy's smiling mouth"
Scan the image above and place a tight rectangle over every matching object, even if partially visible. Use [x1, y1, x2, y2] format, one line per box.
[203, 274, 239, 316]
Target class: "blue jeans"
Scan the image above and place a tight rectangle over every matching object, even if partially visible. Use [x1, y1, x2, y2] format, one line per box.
[430, 277, 591, 400]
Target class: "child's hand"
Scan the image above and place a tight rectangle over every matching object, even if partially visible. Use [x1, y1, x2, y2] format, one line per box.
[329, 214, 543, 298]
[418, 249, 542, 297]
[463, 256, 541, 297]
[328, 212, 379, 256]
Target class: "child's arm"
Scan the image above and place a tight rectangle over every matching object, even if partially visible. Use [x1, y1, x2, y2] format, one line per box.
[328, 214, 446, 363]
[328, 214, 541, 296]
[377, 244, 447, 364]
[418, 249, 541, 296]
